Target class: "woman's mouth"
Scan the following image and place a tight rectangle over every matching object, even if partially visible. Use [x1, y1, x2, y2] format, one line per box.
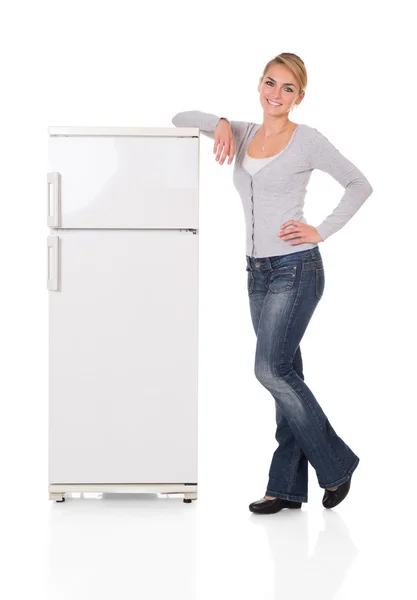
[267, 99, 282, 107]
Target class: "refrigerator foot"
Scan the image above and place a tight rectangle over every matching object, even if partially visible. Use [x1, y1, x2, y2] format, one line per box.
[49, 492, 65, 502]
[183, 492, 197, 502]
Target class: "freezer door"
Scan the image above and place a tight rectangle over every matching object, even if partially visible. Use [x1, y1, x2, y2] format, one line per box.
[48, 230, 198, 484]
[47, 135, 199, 228]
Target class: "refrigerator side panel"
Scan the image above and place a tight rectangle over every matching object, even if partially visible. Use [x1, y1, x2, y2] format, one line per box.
[49, 230, 198, 484]
[47, 136, 199, 229]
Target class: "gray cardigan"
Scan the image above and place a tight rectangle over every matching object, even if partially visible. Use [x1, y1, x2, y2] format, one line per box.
[172, 110, 373, 258]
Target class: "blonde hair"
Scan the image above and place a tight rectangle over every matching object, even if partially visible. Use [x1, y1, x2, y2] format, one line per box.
[260, 53, 307, 100]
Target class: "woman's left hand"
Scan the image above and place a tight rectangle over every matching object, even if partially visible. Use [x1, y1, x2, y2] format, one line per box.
[278, 220, 324, 245]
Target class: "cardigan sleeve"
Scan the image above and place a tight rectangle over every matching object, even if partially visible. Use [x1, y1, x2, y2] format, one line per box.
[308, 128, 373, 242]
[171, 110, 247, 151]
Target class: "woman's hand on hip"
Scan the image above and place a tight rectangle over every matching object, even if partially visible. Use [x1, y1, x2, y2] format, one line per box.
[278, 220, 324, 245]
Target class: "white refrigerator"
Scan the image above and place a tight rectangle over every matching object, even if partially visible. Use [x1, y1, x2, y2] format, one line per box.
[47, 126, 199, 503]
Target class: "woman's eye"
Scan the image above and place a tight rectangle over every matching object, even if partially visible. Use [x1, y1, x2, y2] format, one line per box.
[265, 82, 293, 92]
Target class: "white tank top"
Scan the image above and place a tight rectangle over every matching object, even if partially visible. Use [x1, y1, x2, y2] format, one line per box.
[242, 150, 284, 175]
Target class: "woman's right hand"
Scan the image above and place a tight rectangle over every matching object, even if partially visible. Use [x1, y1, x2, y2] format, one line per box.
[213, 118, 235, 165]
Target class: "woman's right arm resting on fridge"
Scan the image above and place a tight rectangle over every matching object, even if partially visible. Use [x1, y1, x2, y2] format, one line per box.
[171, 110, 247, 148]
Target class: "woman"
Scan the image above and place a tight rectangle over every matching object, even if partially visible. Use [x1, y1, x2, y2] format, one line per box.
[172, 52, 373, 514]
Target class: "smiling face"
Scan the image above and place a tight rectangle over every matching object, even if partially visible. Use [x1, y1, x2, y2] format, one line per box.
[258, 63, 305, 116]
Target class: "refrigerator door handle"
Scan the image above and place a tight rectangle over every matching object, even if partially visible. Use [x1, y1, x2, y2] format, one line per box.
[47, 172, 61, 227]
[47, 236, 59, 291]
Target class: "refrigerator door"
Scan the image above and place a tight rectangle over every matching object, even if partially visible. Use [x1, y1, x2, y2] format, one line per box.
[48, 229, 198, 484]
[47, 129, 199, 229]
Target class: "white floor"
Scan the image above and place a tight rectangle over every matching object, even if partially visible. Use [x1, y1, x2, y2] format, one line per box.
[3, 473, 414, 600]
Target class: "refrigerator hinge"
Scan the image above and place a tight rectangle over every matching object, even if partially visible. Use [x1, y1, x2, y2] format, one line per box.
[179, 229, 197, 234]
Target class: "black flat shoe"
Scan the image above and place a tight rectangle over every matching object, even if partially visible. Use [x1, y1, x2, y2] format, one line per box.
[249, 497, 302, 514]
[322, 474, 352, 509]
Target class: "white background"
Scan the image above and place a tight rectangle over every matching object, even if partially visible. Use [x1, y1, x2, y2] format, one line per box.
[1, 1, 416, 598]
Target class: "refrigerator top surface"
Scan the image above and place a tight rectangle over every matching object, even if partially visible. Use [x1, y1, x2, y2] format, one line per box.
[48, 126, 199, 137]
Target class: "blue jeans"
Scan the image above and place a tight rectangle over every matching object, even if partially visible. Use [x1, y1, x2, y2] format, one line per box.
[246, 246, 360, 502]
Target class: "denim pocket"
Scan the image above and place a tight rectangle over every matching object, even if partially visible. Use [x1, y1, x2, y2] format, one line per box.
[315, 266, 325, 299]
[247, 271, 255, 295]
[268, 265, 297, 294]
